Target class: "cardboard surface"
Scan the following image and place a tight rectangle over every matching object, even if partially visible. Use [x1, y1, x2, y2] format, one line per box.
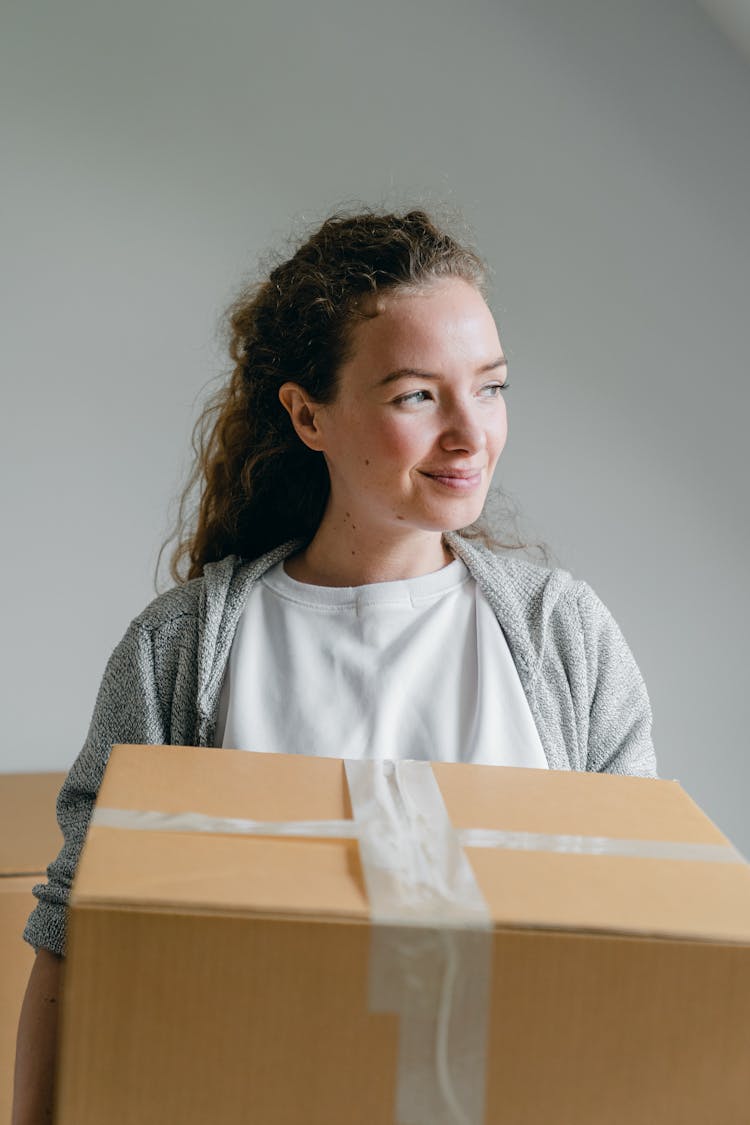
[0, 772, 65, 1125]
[58, 745, 750, 1124]
[78, 745, 750, 942]
[0, 772, 65, 875]
[0, 879, 39, 1125]
[61, 910, 750, 1125]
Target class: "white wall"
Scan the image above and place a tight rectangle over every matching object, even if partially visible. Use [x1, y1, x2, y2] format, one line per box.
[3, 0, 749, 854]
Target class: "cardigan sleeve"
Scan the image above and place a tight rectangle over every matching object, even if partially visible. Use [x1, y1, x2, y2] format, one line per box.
[23, 620, 169, 957]
[575, 581, 658, 778]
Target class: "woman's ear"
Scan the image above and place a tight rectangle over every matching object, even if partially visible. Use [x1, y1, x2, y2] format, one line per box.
[278, 383, 327, 452]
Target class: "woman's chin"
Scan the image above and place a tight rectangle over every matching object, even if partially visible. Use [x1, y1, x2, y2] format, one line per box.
[416, 498, 487, 533]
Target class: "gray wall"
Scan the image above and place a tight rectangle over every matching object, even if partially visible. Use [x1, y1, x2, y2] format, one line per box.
[3, 0, 749, 854]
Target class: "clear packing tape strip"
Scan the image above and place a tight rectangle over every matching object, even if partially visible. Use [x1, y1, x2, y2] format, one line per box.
[91, 759, 746, 1125]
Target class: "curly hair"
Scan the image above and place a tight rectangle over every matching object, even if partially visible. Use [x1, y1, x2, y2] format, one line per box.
[164, 206, 549, 584]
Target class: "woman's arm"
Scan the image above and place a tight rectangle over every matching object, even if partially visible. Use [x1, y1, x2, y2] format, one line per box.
[12, 949, 63, 1125]
[15, 615, 179, 1118]
[576, 580, 658, 778]
[23, 617, 173, 956]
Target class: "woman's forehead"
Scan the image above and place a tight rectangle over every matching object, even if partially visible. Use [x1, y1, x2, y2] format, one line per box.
[347, 279, 500, 368]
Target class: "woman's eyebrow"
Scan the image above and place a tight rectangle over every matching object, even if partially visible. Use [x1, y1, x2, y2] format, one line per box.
[377, 355, 508, 387]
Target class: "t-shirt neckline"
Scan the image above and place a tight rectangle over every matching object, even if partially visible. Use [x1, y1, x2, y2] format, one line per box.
[261, 555, 471, 609]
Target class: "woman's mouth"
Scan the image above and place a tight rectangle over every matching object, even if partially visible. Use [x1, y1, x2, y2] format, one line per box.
[421, 471, 483, 491]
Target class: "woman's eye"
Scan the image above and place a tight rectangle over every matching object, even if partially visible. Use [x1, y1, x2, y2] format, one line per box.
[395, 390, 431, 405]
[394, 381, 510, 406]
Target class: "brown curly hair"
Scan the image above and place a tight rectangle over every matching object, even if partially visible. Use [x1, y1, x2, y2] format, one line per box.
[164, 206, 549, 584]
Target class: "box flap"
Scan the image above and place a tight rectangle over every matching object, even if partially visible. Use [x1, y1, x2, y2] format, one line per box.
[73, 745, 750, 944]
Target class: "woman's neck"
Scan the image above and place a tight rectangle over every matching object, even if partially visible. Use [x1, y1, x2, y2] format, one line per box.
[284, 524, 455, 587]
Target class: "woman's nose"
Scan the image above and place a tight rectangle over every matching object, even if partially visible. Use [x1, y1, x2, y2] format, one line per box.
[439, 404, 487, 453]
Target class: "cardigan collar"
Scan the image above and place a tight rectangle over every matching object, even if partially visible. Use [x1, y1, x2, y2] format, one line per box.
[196, 532, 541, 744]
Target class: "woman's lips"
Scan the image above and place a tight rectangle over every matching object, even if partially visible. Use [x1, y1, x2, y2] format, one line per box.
[421, 471, 483, 491]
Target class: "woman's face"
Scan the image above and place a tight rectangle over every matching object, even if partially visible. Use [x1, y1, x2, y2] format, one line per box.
[294, 277, 508, 541]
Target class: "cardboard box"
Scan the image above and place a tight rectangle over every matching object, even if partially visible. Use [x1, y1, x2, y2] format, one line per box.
[0, 772, 65, 1125]
[58, 745, 750, 1125]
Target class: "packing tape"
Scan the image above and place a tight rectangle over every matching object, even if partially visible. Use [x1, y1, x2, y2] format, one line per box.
[90, 759, 746, 1125]
[343, 759, 492, 1125]
[457, 827, 746, 864]
[91, 808, 360, 837]
[91, 807, 746, 865]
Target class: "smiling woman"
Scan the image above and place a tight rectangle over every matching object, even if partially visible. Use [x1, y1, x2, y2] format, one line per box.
[14, 206, 658, 1124]
[166, 209, 531, 582]
[277, 278, 510, 585]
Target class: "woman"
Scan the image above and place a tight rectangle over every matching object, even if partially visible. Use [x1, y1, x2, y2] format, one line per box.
[13, 207, 658, 1122]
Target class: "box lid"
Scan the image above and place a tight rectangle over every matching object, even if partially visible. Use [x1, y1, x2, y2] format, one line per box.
[0, 772, 65, 875]
[72, 745, 750, 944]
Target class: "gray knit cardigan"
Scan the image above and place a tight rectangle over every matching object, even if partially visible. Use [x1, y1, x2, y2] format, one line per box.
[24, 531, 658, 956]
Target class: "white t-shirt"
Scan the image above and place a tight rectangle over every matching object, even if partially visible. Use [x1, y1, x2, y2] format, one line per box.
[217, 555, 548, 768]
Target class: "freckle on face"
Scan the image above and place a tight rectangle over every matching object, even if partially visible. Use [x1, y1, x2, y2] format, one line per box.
[364, 459, 370, 466]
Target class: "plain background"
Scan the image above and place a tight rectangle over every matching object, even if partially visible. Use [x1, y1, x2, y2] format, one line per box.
[2, 0, 748, 856]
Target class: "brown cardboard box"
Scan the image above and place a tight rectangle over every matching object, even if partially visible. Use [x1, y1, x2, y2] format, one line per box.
[0, 773, 67, 878]
[58, 745, 750, 1125]
[0, 772, 65, 1125]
